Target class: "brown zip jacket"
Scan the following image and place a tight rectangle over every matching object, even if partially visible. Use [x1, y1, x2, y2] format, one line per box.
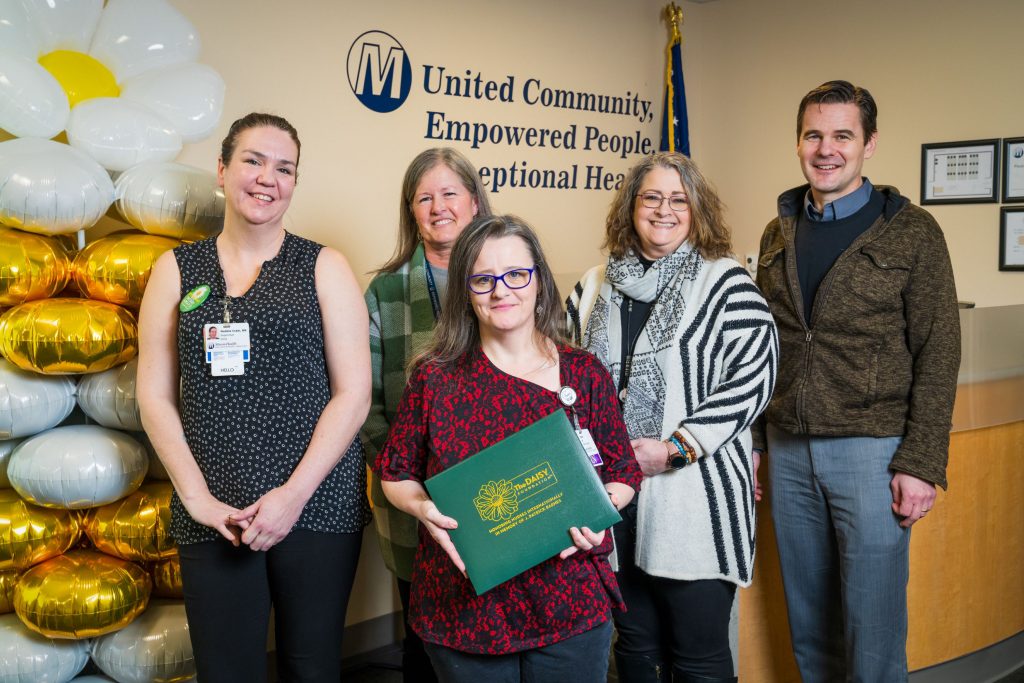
[752, 184, 960, 488]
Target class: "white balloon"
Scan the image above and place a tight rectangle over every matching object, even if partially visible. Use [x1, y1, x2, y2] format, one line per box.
[67, 99, 182, 173]
[0, 0, 41, 59]
[88, 0, 199, 83]
[114, 162, 224, 240]
[0, 613, 90, 683]
[76, 359, 141, 431]
[7, 425, 148, 509]
[0, 54, 69, 139]
[69, 677, 117, 682]
[21, 0, 103, 54]
[120, 63, 225, 144]
[0, 137, 114, 235]
[91, 600, 195, 683]
[0, 359, 77, 439]
[0, 439, 24, 488]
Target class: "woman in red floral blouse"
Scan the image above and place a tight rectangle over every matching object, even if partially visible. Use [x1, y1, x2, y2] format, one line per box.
[376, 215, 642, 681]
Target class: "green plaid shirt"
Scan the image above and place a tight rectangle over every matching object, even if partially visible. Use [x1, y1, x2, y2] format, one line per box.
[361, 244, 438, 580]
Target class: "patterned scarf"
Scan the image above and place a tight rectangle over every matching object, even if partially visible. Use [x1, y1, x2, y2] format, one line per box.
[582, 242, 702, 438]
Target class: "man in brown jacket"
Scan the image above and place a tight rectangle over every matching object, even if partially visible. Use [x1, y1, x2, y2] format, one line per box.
[753, 81, 960, 683]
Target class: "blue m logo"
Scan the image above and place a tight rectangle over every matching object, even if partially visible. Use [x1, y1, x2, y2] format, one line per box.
[347, 30, 412, 113]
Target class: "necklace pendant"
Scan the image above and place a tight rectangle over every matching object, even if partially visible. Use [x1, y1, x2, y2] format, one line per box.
[618, 387, 628, 402]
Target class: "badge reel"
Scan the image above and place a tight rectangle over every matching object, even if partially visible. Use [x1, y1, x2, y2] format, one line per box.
[559, 386, 602, 466]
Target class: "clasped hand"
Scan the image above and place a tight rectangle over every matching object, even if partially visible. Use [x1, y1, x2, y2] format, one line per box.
[183, 486, 305, 552]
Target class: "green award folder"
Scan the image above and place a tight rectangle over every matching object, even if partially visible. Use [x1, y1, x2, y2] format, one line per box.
[424, 410, 621, 595]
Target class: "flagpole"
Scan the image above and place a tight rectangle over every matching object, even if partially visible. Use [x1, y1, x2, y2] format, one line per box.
[662, 3, 685, 154]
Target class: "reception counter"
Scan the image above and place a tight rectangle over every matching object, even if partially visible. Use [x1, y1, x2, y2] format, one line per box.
[739, 304, 1024, 680]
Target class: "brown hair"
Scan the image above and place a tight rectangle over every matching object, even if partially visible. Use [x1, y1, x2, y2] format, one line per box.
[796, 80, 878, 141]
[377, 148, 493, 274]
[220, 113, 301, 172]
[603, 152, 731, 260]
[414, 215, 565, 370]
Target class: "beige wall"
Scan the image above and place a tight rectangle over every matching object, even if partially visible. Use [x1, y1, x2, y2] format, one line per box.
[171, 0, 667, 296]
[166, 0, 1022, 632]
[680, 0, 1024, 307]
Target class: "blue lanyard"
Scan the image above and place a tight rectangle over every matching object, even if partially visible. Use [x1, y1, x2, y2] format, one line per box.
[424, 260, 442, 321]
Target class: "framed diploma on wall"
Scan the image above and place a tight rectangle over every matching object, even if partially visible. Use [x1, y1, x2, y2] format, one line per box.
[999, 207, 1024, 271]
[1002, 137, 1024, 203]
[921, 139, 999, 205]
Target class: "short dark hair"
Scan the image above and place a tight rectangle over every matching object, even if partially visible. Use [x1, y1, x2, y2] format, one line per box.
[797, 80, 877, 141]
[220, 113, 301, 170]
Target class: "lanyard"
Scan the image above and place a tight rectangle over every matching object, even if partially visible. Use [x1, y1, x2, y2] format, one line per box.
[424, 260, 442, 321]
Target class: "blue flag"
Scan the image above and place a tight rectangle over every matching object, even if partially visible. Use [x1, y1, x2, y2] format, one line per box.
[660, 24, 690, 156]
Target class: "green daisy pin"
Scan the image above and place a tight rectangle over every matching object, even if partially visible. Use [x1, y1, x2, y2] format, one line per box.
[179, 284, 211, 313]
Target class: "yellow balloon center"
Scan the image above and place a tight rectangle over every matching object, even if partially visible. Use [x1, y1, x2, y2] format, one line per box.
[38, 50, 120, 107]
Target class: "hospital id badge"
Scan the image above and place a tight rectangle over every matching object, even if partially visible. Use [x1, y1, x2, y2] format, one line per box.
[576, 428, 603, 466]
[204, 322, 250, 355]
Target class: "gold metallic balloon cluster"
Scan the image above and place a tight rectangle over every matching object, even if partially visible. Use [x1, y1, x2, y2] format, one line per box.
[0, 297, 138, 374]
[72, 232, 180, 308]
[14, 549, 151, 639]
[85, 482, 176, 562]
[0, 228, 71, 307]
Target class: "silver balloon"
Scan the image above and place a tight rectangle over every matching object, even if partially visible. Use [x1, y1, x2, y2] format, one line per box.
[8, 425, 148, 509]
[76, 359, 141, 431]
[90, 600, 196, 683]
[0, 360, 77, 440]
[0, 439, 24, 488]
[0, 613, 90, 682]
[114, 162, 224, 241]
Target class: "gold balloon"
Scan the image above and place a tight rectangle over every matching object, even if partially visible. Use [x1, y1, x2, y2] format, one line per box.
[149, 555, 183, 599]
[85, 482, 176, 562]
[73, 232, 180, 308]
[0, 490, 79, 571]
[0, 570, 18, 613]
[0, 227, 71, 306]
[0, 298, 137, 374]
[14, 549, 151, 639]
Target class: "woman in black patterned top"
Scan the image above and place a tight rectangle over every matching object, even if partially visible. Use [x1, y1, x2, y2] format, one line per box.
[138, 113, 371, 683]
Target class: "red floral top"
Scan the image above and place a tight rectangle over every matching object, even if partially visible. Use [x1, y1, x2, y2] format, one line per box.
[376, 345, 641, 654]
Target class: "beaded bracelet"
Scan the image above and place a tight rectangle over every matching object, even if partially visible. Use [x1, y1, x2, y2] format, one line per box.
[671, 430, 698, 466]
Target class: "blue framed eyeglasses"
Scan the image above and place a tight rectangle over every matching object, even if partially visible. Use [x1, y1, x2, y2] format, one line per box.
[466, 268, 535, 294]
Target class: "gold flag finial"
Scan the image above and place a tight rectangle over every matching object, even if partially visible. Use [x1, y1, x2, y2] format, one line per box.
[664, 2, 683, 43]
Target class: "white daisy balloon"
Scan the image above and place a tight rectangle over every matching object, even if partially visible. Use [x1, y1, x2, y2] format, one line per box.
[0, 0, 225, 170]
[0, 0, 225, 235]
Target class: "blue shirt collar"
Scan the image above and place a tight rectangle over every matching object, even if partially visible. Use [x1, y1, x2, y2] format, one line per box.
[804, 178, 873, 222]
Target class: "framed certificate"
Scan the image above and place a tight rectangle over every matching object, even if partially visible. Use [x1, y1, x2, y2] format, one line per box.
[1000, 207, 1024, 271]
[1002, 137, 1024, 203]
[921, 139, 999, 205]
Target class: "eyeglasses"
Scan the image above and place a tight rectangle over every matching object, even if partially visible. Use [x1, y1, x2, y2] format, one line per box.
[636, 192, 689, 211]
[467, 268, 535, 294]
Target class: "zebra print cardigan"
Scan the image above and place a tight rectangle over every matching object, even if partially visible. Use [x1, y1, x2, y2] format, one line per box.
[567, 254, 777, 586]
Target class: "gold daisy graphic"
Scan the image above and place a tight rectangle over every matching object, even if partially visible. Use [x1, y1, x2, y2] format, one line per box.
[473, 480, 519, 522]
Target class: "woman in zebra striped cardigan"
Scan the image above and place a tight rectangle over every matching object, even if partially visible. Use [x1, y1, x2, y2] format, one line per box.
[567, 152, 778, 683]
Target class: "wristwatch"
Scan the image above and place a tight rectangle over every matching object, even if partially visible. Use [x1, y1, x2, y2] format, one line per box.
[666, 447, 688, 470]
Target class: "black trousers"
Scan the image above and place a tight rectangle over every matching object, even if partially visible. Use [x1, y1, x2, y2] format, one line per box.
[612, 503, 736, 680]
[178, 528, 363, 683]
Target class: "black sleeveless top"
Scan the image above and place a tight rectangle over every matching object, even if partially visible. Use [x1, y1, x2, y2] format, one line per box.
[171, 232, 370, 544]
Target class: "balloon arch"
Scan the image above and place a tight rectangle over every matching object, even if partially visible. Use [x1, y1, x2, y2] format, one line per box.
[0, 1, 227, 680]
